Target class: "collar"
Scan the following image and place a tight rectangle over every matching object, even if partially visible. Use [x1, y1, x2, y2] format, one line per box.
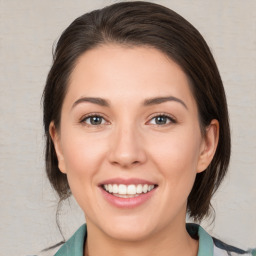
[186, 223, 214, 256]
[54, 223, 214, 256]
[55, 224, 86, 256]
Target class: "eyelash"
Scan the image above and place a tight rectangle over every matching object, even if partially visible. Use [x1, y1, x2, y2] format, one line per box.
[147, 113, 176, 126]
[80, 113, 108, 127]
[80, 113, 176, 127]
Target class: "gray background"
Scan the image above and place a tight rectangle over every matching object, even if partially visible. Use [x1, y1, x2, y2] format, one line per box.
[0, 0, 255, 255]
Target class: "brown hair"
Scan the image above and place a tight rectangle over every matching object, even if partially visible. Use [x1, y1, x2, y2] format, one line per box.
[43, 1, 230, 222]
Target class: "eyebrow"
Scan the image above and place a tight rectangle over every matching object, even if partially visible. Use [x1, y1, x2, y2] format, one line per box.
[72, 96, 188, 110]
[143, 96, 188, 109]
[72, 97, 110, 109]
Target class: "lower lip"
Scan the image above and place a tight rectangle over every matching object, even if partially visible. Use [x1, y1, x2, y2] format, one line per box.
[100, 187, 157, 209]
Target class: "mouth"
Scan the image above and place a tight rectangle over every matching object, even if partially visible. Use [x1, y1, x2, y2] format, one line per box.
[101, 183, 158, 198]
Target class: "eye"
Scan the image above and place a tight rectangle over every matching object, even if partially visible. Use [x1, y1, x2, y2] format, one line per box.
[81, 114, 107, 126]
[148, 114, 176, 125]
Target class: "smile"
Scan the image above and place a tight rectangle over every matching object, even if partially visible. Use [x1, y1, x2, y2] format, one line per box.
[99, 178, 158, 208]
[102, 184, 156, 198]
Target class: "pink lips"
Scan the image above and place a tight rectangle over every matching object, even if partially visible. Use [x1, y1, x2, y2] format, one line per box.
[99, 178, 157, 209]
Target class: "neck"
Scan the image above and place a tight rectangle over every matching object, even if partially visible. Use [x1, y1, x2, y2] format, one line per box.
[84, 220, 198, 256]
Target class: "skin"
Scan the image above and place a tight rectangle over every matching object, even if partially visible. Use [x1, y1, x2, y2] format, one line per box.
[50, 44, 219, 256]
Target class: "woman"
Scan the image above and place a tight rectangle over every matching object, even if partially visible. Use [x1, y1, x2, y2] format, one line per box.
[40, 1, 255, 256]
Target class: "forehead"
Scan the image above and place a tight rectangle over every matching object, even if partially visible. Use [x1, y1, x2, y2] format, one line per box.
[65, 44, 196, 110]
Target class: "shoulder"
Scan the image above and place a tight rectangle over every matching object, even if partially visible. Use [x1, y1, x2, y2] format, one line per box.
[29, 242, 63, 256]
[43, 224, 86, 256]
[212, 237, 256, 256]
[31, 224, 86, 256]
[31, 223, 255, 256]
[186, 223, 255, 256]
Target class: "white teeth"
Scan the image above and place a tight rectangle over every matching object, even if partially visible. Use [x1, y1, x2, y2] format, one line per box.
[108, 184, 113, 193]
[112, 184, 118, 193]
[127, 185, 136, 195]
[118, 184, 127, 194]
[136, 184, 143, 194]
[148, 185, 154, 192]
[142, 184, 148, 193]
[115, 194, 140, 198]
[103, 183, 156, 196]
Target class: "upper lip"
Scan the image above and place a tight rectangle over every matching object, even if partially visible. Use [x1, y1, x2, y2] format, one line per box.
[99, 178, 156, 186]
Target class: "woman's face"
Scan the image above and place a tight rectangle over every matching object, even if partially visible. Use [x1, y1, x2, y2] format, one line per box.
[51, 45, 217, 241]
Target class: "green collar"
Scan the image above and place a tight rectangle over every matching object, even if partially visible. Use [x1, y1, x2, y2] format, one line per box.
[186, 223, 214, 256]
[54, 223, 213, 256]
[55, 224, 86, 256]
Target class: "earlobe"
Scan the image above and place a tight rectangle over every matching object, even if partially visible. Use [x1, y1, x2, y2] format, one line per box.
[197, 119, 219, 173]
[49, 121, 67, 174]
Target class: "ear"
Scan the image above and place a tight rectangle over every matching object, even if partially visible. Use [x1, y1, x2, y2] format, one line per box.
[49, 121, 67, 174]
[197, 119, 219, 173]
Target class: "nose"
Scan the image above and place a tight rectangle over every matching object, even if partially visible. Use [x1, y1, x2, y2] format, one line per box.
[108, 124, 147, 168]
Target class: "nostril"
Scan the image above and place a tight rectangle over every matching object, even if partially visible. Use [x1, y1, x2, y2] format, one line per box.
[111, 160, 141, 168]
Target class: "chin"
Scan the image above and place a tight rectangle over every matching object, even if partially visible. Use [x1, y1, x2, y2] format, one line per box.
[97, 214, 158, 242]
[107, 225, 153, 242]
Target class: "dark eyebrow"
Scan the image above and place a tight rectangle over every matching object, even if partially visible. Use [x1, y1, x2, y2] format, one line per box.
[72, 97, 110, 109]
[72, 96, 188, 110]
[143, 96, 188, 109]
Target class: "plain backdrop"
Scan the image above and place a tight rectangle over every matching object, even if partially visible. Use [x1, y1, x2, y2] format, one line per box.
[0, 0, 255, 255]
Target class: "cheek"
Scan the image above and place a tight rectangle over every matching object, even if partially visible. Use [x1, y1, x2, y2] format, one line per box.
[153, 131, 200, 167]
[148, 128, 201, 189]
[60, 132, 108, 212]
[60, 128, 107, 181]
